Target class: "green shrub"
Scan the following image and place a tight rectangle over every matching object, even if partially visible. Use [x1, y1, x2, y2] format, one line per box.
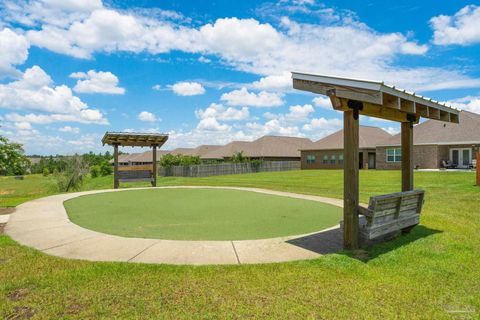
[90, 165, 100, 178]
[250, 159, 263, 172]
[100, 161, 113, 176]
[42, 167, 50, 176]
[179, 155, 201, 166]
[231, 151, 248, 163]
[159, 154, 180, 168]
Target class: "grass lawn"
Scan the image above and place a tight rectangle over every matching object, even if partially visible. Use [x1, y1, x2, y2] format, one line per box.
[65, 188, 342, 240]
[1, 170, 479, 319]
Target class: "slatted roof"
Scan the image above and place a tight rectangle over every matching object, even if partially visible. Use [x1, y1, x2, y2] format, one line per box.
[102, 132, 169, 147]
[292, 72, 460, 124]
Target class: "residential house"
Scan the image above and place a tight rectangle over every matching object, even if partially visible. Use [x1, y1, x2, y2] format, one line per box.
[376, 111, 480, 169]
[201, 136, 313, 161]
[300, 126, 392, 169]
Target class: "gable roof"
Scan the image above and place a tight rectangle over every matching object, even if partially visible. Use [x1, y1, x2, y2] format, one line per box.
[377, 111, 480, 146]
[201, 135, 313, 159]
[113, 150, 170, 163]
[201, 141, 253, 160]
[302, 126, 392, 150]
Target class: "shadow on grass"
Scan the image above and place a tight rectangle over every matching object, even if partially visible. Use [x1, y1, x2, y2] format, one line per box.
[286, 225, 442, 262]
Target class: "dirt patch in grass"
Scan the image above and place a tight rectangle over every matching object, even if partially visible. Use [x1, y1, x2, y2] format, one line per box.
[0, 223, 5, 235]
[0, 207, 15, 215]
[5, 306, 35, 320]
[7, 288, 29, 301]
[61, 301, 87, 316]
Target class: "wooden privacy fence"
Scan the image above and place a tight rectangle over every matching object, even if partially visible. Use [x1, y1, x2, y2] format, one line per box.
[159, 161, 300, 177]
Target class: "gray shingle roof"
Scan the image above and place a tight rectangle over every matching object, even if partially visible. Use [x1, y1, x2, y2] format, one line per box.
[302, 126, 392, 150]
[377, 111, 480, 146]
[201, 136, 313, 159]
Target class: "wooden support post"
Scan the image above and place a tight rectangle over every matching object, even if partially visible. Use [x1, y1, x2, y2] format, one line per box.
[401, 121, 414, 191]
[152, 145, 157, 187]
[113, 143, 119, 189]
[476, 153, 480, 187]
[343, 109, 359, 250]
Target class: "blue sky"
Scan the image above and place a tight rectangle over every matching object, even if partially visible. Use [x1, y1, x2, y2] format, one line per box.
[0, 0, 479, 155]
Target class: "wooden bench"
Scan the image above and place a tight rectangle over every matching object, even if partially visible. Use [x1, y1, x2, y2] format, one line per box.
[117, 170, 154, 185]
[352, 190, 425, 245]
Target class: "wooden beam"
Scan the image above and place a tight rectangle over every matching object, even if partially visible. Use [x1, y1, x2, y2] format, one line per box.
[401, 122, 414, 192]
[152, 145, 157, 187]
[400, 99, 416, 114]
[450, 113, 459, 124]
[416, 104, 428, 118]
[335, 88, 383, 105]
[343, 109, 359, 250]
[293, 79, 382, 104]
[383, 93, 400, 109]
[440, 110, 450, 122]
[337, 99, 419, 123]
[113, 143, 119, 189]
[428, 107, 440, 120]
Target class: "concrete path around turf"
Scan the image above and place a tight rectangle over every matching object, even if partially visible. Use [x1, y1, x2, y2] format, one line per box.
[5, 186, 346, 265]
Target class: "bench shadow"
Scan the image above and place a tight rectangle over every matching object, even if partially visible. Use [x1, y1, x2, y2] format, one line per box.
[286, 225, 442, 261]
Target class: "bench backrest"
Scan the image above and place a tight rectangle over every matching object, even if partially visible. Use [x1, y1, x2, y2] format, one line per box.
[118, 170, 152, 182]
[366, 189, 425, 227]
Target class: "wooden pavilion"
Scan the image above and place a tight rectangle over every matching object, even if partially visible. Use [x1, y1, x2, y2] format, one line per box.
[102, 132, 169, 188]
[292, 72, 460, 249]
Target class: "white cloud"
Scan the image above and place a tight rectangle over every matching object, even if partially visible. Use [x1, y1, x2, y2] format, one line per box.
[137, 111, 158, 122]
[70, 70, 125, 94]
[251, 72, 291, 91]
[0, 28, 30, 77]
[59, 125, 80, 133]
[195, 103, 249, 121]
[198, 56, 211, 63]
[197, 117, 231, 131]
[25, 7, 198, 59]
[447, 96, 480, 114]
[246, 120, 302, 137]
[431, 5, 480, 45]
[14, 121, 32, 130]
[264, 104, 314, 123]
[0, 65, 108, 124]
[382, 126, 399, 135]
[2, 0, 103, 28]
[312, 96, 332, 109]
[152, 84, 162, 90]
[302, 117, 343, 139]
[4, 111, 105, 124]
[170, 81, 205, 96]
[221, 88, 284, 107]
[5, 3, 479, 91]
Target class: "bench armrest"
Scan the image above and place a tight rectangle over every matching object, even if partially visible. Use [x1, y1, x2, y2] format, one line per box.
[358, 206, 373, 217]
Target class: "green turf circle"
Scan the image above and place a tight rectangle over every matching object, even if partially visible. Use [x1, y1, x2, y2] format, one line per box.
[64, 188, 342, 240]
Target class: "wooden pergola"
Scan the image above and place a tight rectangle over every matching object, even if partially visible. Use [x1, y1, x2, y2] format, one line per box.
[292, 72, 460, 249]
[102, 132, 169, 188]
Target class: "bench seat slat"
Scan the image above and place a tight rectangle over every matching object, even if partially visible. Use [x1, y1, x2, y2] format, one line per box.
[342, 189, 425, 245]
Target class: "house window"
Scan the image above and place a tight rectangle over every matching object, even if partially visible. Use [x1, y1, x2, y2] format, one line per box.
[306, 155, 316, 164]
[338, 154, 344, 165]
[323, 155, 329, 164]
[330, 155, 336, 164]
[386, 148, 402, 162]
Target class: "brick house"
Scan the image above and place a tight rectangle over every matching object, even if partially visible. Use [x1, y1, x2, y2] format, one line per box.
[376, 111, 480, 169]
[300, 126, 392, 169]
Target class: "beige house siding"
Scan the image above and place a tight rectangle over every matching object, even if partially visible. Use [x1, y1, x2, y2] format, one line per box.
[377, 144, 480, 169]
